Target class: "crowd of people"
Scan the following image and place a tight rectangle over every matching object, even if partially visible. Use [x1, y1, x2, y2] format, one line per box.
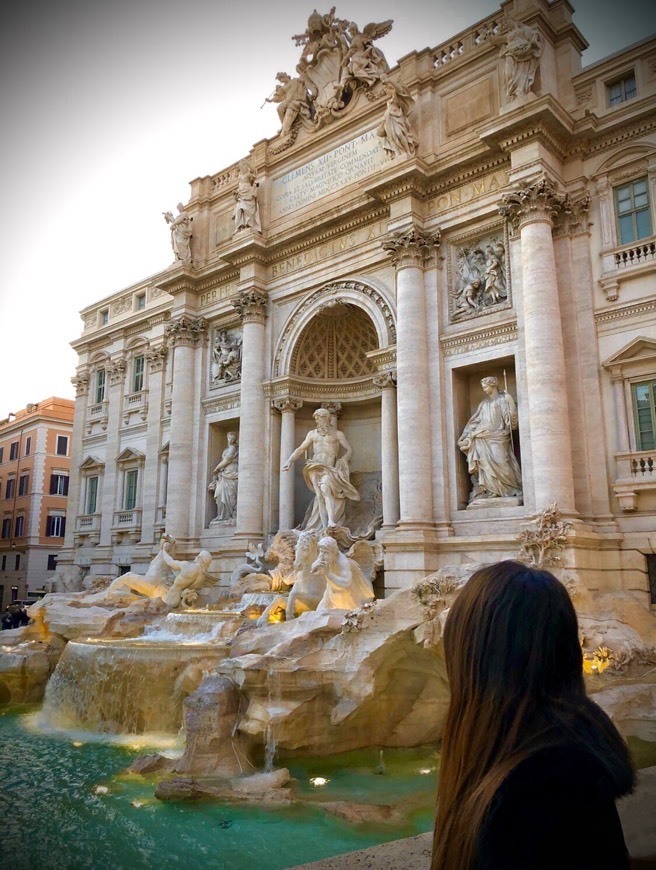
[1, 603, 31, 630]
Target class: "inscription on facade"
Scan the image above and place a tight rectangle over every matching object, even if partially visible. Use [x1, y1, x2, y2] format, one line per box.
[271, 130, 386, 219]
[199, 283, 238, 309]
[427, 171, 508, 215]
[269, 220, 388, 279]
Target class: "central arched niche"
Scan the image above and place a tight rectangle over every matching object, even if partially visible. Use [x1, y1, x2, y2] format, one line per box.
[290, 301, 378, 379]
[285, 300, 384, 538]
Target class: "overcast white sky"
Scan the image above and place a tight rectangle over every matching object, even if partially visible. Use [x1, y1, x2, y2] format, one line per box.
[0, 0, 650, 416]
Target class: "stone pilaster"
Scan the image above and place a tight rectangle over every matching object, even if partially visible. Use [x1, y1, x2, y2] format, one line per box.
[610, 370, 631, 454]
[373, 372, 400, 528]
[274, 397, 303, 532]
[499, 176, 576, 514]
[64, 368, 89, 551]
[99, 356, 127, 546]
[382, 227, 440, 526]
[164, 316, 207, 540]
[140, 344, 168, 544]
[233, 289, 268, 538]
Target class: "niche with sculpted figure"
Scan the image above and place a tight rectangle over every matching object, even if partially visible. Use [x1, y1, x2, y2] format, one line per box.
[447, 225, 511, 323]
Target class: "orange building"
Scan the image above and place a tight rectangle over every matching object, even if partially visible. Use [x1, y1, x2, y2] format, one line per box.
[0, 398, 74, 608]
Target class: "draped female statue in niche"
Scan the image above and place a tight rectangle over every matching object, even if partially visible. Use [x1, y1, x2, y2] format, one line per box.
[209, 432, 239, 523]
[377, 78, 418, 159]
[458, 376, 522, 505]
[163, 202, 193, 263]
[233, 161, 261, 233]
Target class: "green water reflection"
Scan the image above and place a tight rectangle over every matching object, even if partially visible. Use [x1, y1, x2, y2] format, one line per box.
[0, 706, 437, 870]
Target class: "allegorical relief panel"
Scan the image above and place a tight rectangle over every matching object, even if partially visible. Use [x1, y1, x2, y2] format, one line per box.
[448, 225, 511, 323]
[210, 327, 242, 387]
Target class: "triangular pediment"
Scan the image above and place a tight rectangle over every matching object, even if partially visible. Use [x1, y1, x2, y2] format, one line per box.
[79, 455, 105, 471]
[159, 441, 170, 456]
[116, 447, 145, 465]
[603, 337, 656, 368]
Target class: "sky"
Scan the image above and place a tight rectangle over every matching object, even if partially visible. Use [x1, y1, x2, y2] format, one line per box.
[0, 0, 651, 417]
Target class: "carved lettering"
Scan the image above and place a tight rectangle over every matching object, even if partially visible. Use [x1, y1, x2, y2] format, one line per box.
[427, 172, 508, 214]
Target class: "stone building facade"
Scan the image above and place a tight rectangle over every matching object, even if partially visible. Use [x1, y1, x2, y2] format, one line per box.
[60, 0, 656, 603]
[0, 398, 75, 607]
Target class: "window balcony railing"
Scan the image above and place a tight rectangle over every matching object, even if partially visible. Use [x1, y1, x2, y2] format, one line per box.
[113, 508, 143, 527]
[122, 390, 148, 425]
[76, 514, 101, 533]
[614, 240, 656, 269]
[88, 400, 108, 418]
[613, 449, 656, 511]
[600, 235, 656, 301]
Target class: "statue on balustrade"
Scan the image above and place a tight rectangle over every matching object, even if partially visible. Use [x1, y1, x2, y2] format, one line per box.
[458, 376, 522, 505]
[233, 160, 261, 233]
[494, 17, 543, 100]
[163, 202, 193, 263]
[377, 78, 418, 159]
[282, 407, 360, 531]
[209, 432, 239, 524]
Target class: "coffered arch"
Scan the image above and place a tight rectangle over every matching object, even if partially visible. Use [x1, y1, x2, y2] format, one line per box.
[273, 277, 396, 379]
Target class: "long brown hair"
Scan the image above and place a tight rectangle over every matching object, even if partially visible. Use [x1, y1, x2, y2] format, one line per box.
[432, 561, 634, 869]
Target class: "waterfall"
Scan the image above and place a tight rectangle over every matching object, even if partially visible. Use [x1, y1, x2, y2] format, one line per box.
[264, 662, 282, 772]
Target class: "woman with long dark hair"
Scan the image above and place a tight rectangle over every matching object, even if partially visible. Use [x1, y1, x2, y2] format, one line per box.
[432, 560, 636, 869]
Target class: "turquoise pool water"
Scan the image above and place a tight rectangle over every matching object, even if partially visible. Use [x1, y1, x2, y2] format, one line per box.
[0, 706, 438, 870]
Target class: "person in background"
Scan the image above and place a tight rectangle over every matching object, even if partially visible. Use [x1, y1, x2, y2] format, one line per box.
[432, 560, 637, 870]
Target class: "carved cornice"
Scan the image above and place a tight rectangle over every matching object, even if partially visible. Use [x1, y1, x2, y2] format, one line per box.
[71, 371, 90, 397]
[498, 176, 567, 230]
[570, 113, 656, 160]
[164, 315, 208, 347]
[595, 298, 656, 327]
[382, 227, 441, 269]
[373, 371, 397, 390]
[264, 376, 378, 402]
[202, 392, 241, 415]
[232, 289, 268, 324]
[440, 321, 517, 356]
[146, 344, 168, 372]
[273, 398, 303, 413]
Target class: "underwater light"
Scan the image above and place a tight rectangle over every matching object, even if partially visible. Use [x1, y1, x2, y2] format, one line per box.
[310, 776, 329, 787]
[93, 785, 109, 795]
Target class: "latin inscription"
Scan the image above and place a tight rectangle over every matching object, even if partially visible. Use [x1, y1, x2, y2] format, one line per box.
[271, 130, 386, 219]
[269, 220, 388, 279]
[199, 283, 238, 309]
[427, 171, 508, 214]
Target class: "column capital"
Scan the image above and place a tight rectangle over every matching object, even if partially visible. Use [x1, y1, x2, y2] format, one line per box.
[273, 397, 303, 413]
[165, 315, 208, 347]
[498, 175, 567, 231]
[71, 370, 90, 397]
[382, 226, 441, 269]
[146, 343, 168, 372]
[555, 192, 591, 238]
[373, 371, 397, 390]
[108, 357, 127, 386]
[233, 288, 268, 324]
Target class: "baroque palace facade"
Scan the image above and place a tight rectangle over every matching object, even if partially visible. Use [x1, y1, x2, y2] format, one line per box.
[60, 0, 656, 601]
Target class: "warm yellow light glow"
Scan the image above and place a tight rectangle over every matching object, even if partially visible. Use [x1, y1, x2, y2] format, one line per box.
[418, 767, 434, 775]
[310, 776, 329, 787]
[582, 645, 613, 675]
[93, 785, 109, 795]
[72, 741, 84, 748]
[131, 799, 146, 808]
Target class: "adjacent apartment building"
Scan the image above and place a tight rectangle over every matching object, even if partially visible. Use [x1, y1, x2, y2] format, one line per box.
[58, 0, 656, 602]
[0, 398, 74, 608]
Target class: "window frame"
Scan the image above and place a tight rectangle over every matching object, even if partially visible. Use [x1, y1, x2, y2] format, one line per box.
[607, 71, 637, 107]
[5, 478, 15, 500]
[614, 176, 653, 246]
[131, 354, 145, 394]
[18, 474, 29, 496]
[24, 436, 31, 456]
[14, 514, 24, 537]
[632, 379, 656, 452]
[46, 514, 66, 537]
[124, 468, 139, 511]
[56, 435, 69, 456]
[94, 368, 106, 404]
[9, 442, 18, 461]
[1, 518, 10, 539]
[50, 473, 69, 496]
[86, 475, 99, 515]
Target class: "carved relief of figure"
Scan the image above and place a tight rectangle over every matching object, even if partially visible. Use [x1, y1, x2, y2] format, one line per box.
[495, 17, 542, 100]
[163, 202, 193, 263]
[265, 71, 312, 139]
[282, 407, 360, 531]
[377, 78, 418, 159]
[340, 19, 392, 89]
[211, 330, 242, 383]
[483, 243, 507, 303]
[458, 377, 522, 505]
[233, 161, 261, 233]
[209, 432, 239, 524]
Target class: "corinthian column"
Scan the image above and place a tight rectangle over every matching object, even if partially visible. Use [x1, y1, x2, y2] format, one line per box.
[140, 344, 168, 544]
[233, 288, 268, 538]
[164, 316, 206, 539]
[499, 176, 576, 513]
[382, 227, 440, 526]
[274, 397, 303, 531]
[373, 372, 400, 527]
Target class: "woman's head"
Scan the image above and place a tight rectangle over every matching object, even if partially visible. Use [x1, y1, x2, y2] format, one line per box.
[444, 560, 583, 708]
